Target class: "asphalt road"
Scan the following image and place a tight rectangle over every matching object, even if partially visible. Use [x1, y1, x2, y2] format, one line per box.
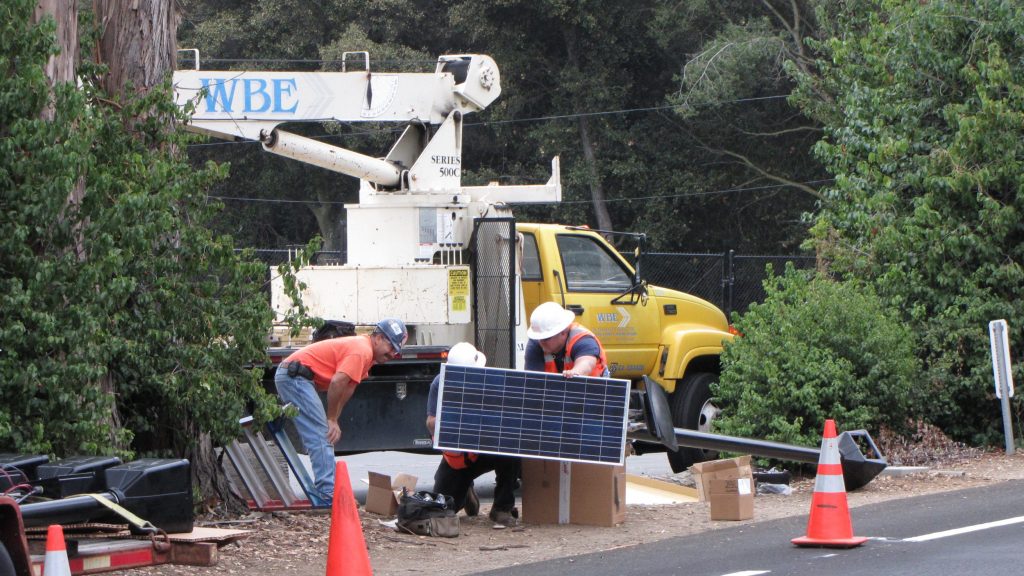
[470, 479, 1024, 576]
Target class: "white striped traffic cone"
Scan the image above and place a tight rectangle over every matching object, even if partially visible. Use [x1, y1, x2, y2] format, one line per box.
[42, 524, 72, 576]
[791, 419, 868, 548]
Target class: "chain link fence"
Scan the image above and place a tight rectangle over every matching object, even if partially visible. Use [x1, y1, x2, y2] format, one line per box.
[640, 251, 817, 317]
[245, 248, 815, 318]
[248, 249, 345, 267]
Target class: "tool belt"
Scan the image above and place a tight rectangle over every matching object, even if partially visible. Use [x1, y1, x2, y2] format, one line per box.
[281, 361, 315, 380]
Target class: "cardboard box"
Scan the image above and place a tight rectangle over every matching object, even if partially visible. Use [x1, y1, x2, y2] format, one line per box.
[521, 459, 626, 527]
[570, 461, 626, 526]
[689, 455, 753, 502]
[708, 477, 754, 520]
[364, 471, 418, 516]
[521, 459, 565, 525]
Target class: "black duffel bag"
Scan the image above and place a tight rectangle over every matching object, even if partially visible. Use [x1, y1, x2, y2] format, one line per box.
[396, 489, 459, 537]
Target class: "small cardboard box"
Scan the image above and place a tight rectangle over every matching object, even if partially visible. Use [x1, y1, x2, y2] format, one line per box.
[521, 459, 626, 527]
[689, 455, 753, 502]
[364, 471, 418, 516]
[708, 477, 754, 521]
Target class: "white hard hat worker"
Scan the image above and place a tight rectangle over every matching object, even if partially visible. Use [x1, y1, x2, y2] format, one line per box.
[446, 342, 487, 367]
[526, 302, 606, 378]
[526, 302, 576, 341]
[426, 341, 487, 449]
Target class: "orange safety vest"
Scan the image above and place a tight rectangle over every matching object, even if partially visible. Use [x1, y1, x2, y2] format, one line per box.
[442, 450, 479, 470]
[542, 324, 608, 377]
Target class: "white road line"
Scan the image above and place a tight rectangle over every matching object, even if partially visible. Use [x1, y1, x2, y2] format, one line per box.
[721, 571, 770, 576]
[904, 516, 1024, 542]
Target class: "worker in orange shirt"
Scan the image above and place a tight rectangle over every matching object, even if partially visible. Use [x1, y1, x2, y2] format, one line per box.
[275, 318, 407, 506]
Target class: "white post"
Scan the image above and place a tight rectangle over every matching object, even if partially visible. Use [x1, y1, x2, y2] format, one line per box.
[989, 319, 1015, 455]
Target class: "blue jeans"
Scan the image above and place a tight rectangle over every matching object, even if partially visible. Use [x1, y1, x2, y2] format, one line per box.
[275, 368, 334, 506]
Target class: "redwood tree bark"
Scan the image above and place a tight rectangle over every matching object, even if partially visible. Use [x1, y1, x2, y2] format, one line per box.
[34, 0, 78, 116]
[92, 0, 179, 98]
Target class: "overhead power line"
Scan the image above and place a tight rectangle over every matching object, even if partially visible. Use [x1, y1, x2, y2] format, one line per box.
[184, 94, 791, 149]
[207, 178, 832, 207]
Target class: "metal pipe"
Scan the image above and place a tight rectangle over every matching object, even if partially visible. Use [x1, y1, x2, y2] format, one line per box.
[261, 129, 403, 186]
[670, 427, 821, 463]
[20, 492, 120, 528]
[629, 426, 888, 490]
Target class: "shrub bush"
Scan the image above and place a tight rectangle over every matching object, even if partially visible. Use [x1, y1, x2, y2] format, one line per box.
[715, 264, 921, 449]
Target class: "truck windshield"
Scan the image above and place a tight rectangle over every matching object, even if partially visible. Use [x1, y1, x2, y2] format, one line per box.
[557, 235, 633, 292]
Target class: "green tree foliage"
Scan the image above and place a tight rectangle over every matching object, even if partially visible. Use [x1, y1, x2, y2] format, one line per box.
[177, 0, 824, 254]
[0, 2, 277, 460]
[716, 265, 920, 448]
[445, 0, 706, 245]
[796, 0, 1024, 443]
[657, 0, 830, 251]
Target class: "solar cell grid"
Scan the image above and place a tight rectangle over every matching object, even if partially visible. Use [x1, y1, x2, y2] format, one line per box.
[434, 364, 631, 465]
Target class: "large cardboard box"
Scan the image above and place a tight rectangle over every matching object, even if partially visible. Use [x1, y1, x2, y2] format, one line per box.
[708, 477, 754, 520]
[364, 471, 418, 516]
[521, 459, 566, 525]
[689, 455, 753, 502]
[521, 459, 626, 527]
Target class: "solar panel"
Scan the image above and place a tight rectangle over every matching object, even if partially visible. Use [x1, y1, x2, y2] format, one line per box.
[434, 364, 631, 465]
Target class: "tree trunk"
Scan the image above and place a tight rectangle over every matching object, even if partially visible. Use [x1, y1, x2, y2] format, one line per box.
[92, 0, 240, 511]
[92, 0, 179, 99]
[311, 203, 346, 255]
[34, 0, 78, 118]
[35, 1, 87, 253]
[562, 28, 614, 233]
[576, 116, 614, 233]
[189, 431, 249, 516]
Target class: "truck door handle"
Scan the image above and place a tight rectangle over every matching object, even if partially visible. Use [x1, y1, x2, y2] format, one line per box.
[566, 304, 584, 316]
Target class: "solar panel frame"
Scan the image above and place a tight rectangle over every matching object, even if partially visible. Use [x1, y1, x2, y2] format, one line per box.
[434, 364, 631, 466]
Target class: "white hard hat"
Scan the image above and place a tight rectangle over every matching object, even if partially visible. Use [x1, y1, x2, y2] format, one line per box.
[446, 342, 487, 367]
[526, 302, 576, 340]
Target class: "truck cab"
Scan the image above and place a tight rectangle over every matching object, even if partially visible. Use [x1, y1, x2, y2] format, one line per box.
[520, 223, 734, 469]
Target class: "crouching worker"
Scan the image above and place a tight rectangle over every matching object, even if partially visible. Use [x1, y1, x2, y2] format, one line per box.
[426, 342, 521, 527]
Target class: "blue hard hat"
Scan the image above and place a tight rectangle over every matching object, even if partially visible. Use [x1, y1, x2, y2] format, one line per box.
[376, 318, 408, 353]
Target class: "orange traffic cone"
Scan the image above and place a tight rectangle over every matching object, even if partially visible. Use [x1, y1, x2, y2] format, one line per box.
[792, 419, 868, 548]
[42, 525, 71, 576]
[325, 461, 372, 575]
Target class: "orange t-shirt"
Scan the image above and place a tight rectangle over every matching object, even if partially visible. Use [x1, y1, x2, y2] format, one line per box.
[285, 335, 374, 391]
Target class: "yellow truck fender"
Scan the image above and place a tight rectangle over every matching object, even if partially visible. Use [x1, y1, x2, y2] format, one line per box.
[650, 325, 734, 393]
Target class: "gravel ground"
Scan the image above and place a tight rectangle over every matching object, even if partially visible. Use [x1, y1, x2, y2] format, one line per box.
[124, 444, 1024, 576]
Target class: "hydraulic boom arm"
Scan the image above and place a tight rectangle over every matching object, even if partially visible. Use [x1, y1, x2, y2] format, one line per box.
[172, 54, 502, 190]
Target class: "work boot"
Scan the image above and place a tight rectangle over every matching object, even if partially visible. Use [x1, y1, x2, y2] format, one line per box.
[464, 484, 480, 517]
[488, 506, 518, 528]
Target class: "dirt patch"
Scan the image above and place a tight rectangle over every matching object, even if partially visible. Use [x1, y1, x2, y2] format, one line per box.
[124, 449, 1024, 576]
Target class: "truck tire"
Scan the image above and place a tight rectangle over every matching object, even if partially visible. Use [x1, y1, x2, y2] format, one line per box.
[666, 371, 721, 473]
[0, 541, 14, 576]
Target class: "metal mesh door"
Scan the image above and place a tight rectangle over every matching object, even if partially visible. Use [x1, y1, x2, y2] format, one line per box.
[471, 218, 516, 368]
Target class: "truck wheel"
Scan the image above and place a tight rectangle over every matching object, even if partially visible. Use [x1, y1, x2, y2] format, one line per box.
[666, 372, 721, 473]
[0, 541, 14, 576]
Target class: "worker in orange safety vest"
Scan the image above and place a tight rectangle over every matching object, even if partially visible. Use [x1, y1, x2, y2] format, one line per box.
[524, 301, 609, 378]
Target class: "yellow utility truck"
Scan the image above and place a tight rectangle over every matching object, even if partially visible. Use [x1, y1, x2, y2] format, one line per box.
[173, 52, 734, 471]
